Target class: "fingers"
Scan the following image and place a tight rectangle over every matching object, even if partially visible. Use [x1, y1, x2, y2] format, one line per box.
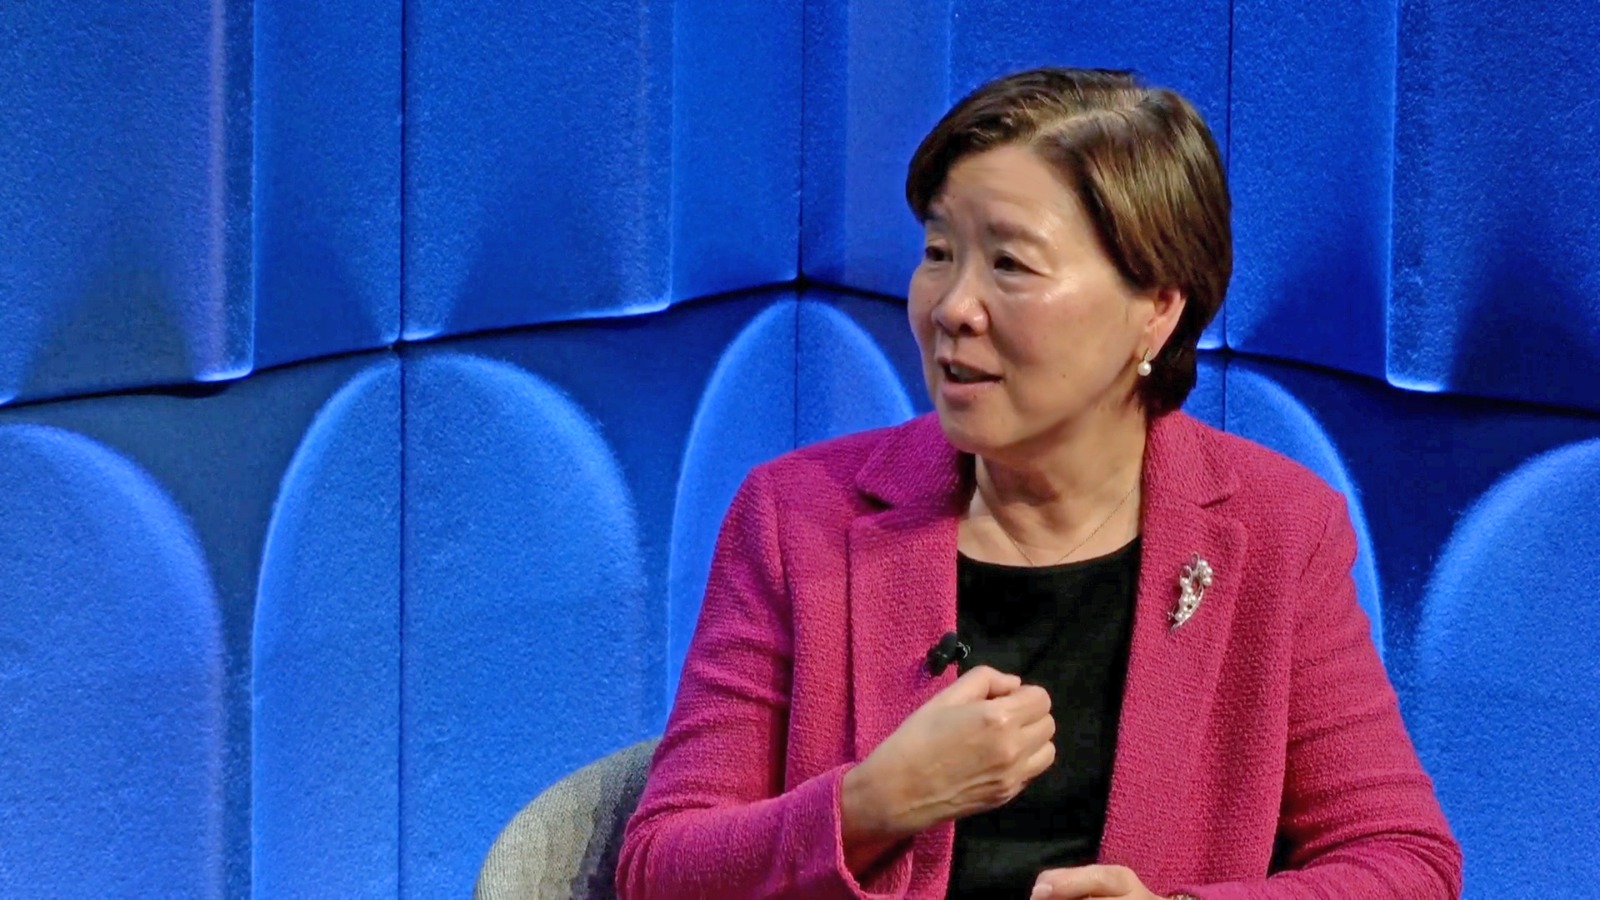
[1032, 865, 1140, 899]
[983, 683, 1052, 730]
[1017, 717, 1057, 778]
[938, 665, 1022, 704]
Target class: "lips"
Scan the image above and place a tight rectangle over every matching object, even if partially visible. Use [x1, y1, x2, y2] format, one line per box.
[939, 359, 1001, 384]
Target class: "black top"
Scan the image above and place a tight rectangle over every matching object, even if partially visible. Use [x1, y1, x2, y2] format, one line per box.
[947, 538, 1141, 899]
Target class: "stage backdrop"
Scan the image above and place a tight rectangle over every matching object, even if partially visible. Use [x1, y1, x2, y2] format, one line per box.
[1, 1, 1596, 897]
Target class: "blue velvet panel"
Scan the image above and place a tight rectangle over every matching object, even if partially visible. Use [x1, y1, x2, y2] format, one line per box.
[253, 362, 401, 898]
[1389, 0, 1600, 412]
[801, 0, 951, 298]
[402, 353, 656, 899]
[802, 0, 1229, 348]
[0, 425, 225, 897]
[0, 355, 404, 897]
[1227, 0, 1395, 379]
[1225, 366, 1385, 648]
[1186, 354, 1226, 432]
[7, 4, 1600, 894]
[402, 0, 800, 341]
[1223, 359, 1600, 684]
[0, 0, 251, 405]
[0, 1, 401, 407]
[795, 297, 918, 446]
[1412, 438, 1600, 894]
[402, 290, 799, 729]
[253, 0, 402, 368]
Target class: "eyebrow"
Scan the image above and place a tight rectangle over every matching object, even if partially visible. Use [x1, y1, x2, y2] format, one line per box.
[922, 209, 1047, 248]
[984, 219, 1049, 247]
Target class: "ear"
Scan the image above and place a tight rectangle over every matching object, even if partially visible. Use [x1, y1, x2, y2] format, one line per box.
[1143, 286, 1187, 357]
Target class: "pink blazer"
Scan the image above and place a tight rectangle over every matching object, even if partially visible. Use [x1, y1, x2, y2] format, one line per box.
[618, 412, 1462, 899]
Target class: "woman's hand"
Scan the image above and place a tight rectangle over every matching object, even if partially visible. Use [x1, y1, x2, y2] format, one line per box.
[1031, 865, 1165, 899]
[840, 665, 1055, 861]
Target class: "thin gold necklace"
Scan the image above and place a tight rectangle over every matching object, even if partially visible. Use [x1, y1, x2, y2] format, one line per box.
[983, 478, 1140, 567]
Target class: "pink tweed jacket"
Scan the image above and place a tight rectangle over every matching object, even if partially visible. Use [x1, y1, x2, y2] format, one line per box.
[618, 412, 1462, 899]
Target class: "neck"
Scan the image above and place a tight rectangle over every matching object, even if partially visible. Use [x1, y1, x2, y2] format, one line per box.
[967, 404, 1149, 562]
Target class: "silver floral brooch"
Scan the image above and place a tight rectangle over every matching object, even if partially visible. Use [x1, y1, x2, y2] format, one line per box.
[1171, 554, 1213, 630]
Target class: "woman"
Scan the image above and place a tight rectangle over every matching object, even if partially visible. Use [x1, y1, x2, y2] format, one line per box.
[618, 67, 1461, 899]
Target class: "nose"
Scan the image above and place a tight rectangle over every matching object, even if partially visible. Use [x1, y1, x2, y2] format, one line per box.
[930, 264, 989, 337]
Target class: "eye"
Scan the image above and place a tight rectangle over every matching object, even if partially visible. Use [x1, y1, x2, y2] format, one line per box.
[922, 244, 950, 263]
[994, 253, 1025, 272]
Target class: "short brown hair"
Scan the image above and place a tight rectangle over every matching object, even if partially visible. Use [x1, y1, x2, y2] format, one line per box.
[906, 67, 1231, 417]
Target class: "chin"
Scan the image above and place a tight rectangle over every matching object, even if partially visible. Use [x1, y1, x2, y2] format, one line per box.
[932, 405, 1007, 457]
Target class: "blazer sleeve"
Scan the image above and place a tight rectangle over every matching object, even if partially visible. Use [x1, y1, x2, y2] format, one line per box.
[1178, 496, 1464, 900]
[616, 465, 915, 900]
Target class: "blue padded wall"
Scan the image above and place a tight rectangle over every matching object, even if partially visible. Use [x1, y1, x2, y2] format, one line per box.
[669, 303, 799, 698]
[1412, 439, 1600, 893]
[794, 298, 918, 446]
[1388, 0, 1600, 410]
[403, 353, 656, 898]
[0, 356, 404, 897]
[0, 425, 225, 897]
[0, 1, 401, 407]
[402, 0, 800, 341]
[1230, 0, 1600, 414]
[802, 0, 1228, 347]
[253, 363, 401, 898]
[1223, 359, 1600, 681]
[253, 0, 402, 369]
[6, 1, 1600, 895]
[0, 0, 251, 405]
[1227, 0, 1395, 380]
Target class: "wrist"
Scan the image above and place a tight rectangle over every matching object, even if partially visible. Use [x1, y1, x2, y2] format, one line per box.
[841, 760, 895, 843]
[840, 760, 909, 875]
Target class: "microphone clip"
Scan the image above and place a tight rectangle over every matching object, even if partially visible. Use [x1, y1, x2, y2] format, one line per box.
[925, 631, 970, 676]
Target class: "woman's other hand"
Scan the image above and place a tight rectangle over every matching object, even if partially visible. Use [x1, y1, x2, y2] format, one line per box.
[1031, 865, 1165, 899]
[840, 665, 1055, 866]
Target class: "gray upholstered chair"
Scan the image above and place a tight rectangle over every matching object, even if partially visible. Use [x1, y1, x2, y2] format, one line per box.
[474, 739, 660, 900]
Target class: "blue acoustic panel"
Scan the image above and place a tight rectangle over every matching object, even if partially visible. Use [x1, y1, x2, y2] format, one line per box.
[1390, 1, 1600, 410]
[1225, 366, 1384, 650]
[1411, 438, 1600, 895]
[669, 303, 797, 699]
[404, 289, 800, 729]
[801, 0, 950, 298]
[253, 0, 402, 368]
[403, 0, 800, 341]
[794, 297, 916, 447]
[1186, 352, 1226, 431]
[253, 362, 401, 898]
[0, 0, 251, 405]
[403, 354, 655, 899]
[1222, 359, 1600, 688]
[0, 425, 224, 897]
[0, 353, 404, 896]
[1227, 0, 1394, 378]
[803, 0, 1229, 347]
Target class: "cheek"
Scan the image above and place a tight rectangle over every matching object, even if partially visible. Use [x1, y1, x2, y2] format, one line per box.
[906, 280, 938, 344]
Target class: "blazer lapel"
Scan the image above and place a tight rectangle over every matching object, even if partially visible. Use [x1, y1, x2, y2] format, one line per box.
[1099, 414, 1248, 880]
[845, 416, 967, 880]
[847, 505, 959, 759]
[845, 416, 967, 760]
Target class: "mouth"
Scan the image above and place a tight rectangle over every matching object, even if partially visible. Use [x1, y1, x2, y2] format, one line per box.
[939, 360, 1001, 385]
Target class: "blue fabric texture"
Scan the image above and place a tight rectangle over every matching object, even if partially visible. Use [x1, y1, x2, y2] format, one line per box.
[0, 2, 1596, 896]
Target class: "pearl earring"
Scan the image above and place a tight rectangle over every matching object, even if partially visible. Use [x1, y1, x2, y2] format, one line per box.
[1137, 350, 1153, 377]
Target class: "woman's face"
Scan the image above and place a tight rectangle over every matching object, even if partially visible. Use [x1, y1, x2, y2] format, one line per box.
[907, 143, 1177, 460]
